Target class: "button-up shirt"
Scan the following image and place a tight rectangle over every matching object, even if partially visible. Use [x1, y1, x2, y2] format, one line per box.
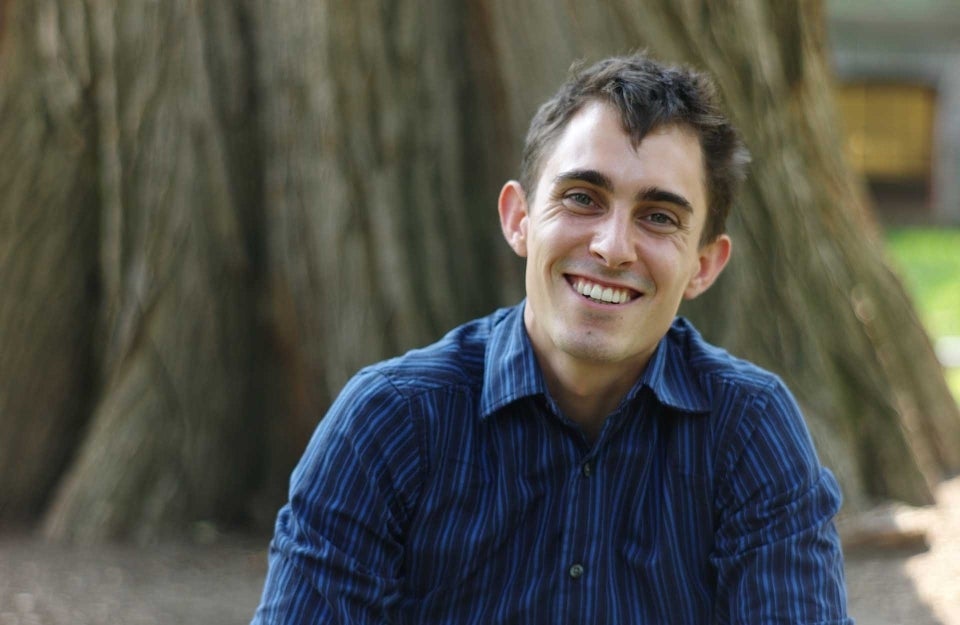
[252, 303, 851, 624]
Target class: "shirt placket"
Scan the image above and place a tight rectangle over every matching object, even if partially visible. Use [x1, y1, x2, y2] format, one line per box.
[556, 438, 602, 623]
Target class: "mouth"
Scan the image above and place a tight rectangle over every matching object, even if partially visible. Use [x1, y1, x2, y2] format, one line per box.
[568, 276, 640, 305]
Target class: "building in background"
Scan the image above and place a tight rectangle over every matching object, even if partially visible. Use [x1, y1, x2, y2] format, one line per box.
[828, 0, 960, 224]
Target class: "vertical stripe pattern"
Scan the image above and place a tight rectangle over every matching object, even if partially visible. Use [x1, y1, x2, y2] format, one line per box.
[252, 302, 851, 624]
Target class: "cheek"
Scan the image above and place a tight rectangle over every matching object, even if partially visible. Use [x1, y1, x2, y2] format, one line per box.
[524, 227, 559, 265]
[644, 247, 698, 291]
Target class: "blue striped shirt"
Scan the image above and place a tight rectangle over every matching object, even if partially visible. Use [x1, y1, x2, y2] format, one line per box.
[253, 302, 851, 624]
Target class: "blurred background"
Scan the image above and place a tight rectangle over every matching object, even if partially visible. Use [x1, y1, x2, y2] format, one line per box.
[829, 0, 960, 403]
[827, 2, 960, 623]
[0, 0, 958, 623]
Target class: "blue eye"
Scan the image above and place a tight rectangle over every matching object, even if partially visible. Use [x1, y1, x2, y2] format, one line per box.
[561, 192, 601, 214]
[566, 192, 593, 206]
[648, 213, 675, 225]
[642, 211, 682, 231]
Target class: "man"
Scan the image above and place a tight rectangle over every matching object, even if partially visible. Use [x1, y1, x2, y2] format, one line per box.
[252, 53, 851, 623]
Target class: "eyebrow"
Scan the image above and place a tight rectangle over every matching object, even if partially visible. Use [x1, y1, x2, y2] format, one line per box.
[554, 169, 694, 213]
[638, 186, 694, 214]
[554, 169, 614, 192]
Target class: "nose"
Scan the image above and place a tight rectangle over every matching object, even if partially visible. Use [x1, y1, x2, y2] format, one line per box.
[589, 213, 637, 267]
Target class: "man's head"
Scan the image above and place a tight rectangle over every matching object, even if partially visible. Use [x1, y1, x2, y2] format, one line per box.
[498, 53, 748, 387]
[519, 53, 749, 245]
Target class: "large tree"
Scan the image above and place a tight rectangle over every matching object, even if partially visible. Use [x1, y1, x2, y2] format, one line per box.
[0, 0, 957, 542]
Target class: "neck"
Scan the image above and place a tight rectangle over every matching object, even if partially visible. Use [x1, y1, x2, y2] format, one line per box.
[537, 353, 648, 440]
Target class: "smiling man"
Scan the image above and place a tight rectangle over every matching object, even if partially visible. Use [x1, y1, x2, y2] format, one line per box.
[500, 104, 729, 440]
[253, 53, 851, 624]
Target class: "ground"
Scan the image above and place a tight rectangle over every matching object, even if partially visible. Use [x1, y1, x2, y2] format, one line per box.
[1, 476, 958, 624]
[844, 474, 960, 625]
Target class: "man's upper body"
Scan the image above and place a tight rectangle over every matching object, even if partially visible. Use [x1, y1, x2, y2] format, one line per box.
[252, 53, 852, 622]
[252, 303, 850, 623]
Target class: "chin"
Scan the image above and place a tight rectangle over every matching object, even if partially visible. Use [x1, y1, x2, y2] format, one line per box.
[555, 333, 626, 363]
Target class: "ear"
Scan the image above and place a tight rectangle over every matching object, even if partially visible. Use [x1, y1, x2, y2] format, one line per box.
[684, 234, 732, 300]
[498, 180, 529, 257]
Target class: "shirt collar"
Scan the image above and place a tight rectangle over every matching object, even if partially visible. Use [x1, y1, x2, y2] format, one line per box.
[480, 302, 549, 419]
[635, 317, 711, 415]
[479, 303, 710, 419]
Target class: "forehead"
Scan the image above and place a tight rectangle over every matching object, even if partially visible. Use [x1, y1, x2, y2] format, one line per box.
[536, 102, 707, 210]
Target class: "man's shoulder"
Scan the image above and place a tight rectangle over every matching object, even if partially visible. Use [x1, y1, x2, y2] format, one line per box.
[666, 319, 811, 464]
[360, 306, 512, 399]
[667, 317, 784, 399]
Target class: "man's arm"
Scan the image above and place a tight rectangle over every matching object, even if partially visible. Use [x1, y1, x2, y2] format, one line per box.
[251, 370, 422, 624]
[711, 378, 852, 624]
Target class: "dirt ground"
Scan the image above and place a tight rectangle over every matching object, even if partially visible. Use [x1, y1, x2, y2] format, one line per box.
[843, 474, 960, 625]
[1, 476, 958, 624]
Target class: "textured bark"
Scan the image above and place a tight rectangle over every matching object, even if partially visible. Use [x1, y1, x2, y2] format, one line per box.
[0, 0, 99, 521]
[248, 0, 522, 504]
[37, 0, 263, 542]
[0, 0, 957, 542]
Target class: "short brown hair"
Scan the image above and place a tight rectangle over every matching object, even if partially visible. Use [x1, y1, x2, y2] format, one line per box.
[519, 53, 750, 244]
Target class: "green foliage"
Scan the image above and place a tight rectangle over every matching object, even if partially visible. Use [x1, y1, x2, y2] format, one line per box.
[884, 227, 960, 401]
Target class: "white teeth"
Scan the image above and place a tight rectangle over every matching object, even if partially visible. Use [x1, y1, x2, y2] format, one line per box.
[574, 279, 633, 304]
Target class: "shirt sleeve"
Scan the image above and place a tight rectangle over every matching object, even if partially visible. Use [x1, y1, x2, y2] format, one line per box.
[711, 377, 852, 625]
[251, 369, 423, 624]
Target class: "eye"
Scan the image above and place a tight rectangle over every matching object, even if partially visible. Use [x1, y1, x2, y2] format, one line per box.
[641, 210, 681, 231]
[648, 212, 675, 225]
[564, 192, 595, 208]
[560, 190, 603, 215]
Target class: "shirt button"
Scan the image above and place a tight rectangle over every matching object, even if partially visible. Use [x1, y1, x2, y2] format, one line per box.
[569, 563, 585, 579]
[581, 462, 592, 477]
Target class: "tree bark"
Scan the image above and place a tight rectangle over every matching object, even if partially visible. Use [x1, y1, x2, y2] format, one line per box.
[247, 0, 522, 506]
[0, 0, 99, 522]
[0, 0, 956, 542]
[37, 0, 264, 542]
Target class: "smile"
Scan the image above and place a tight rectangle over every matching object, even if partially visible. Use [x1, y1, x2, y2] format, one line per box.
[570, 277, 638, 305]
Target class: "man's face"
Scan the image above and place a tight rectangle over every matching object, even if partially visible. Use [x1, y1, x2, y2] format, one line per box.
[499, 101, 730, 376]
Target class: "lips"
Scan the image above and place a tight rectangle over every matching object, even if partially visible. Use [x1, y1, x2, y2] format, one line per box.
[569, 276, 639, 304]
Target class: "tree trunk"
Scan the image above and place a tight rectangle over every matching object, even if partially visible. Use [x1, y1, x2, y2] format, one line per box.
[247, 0, 523, 507]
[0, 0, 956, 542]
[0, 0, 99, 522]
[37, 0, 265, 542]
